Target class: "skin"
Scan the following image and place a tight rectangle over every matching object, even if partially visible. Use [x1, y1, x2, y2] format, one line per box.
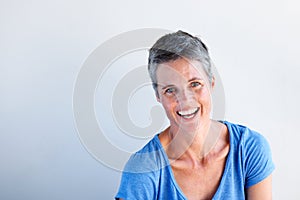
[117, 58, 272, 200]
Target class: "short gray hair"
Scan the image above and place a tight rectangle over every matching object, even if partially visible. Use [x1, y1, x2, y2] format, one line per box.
[148, 30, 213, 97]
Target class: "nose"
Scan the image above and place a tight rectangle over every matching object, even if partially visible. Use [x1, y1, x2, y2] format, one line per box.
[176, 88, 194, 104]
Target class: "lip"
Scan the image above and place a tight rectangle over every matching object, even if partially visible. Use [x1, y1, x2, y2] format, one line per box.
[176, 107, 200, 119]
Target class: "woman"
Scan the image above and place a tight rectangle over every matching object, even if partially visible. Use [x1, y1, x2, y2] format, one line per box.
[115, 30, 274, 199]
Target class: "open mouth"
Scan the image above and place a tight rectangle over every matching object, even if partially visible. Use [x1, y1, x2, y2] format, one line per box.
[176, 107, 200, 119]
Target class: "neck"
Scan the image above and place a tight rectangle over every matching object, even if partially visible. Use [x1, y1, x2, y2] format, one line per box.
[164, 120, 223, 163]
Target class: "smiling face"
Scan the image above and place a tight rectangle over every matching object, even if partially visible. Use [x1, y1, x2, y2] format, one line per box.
[156, 58, 214, 132]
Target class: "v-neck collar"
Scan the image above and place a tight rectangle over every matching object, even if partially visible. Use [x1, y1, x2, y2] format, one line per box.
[154, 121, 233, 200]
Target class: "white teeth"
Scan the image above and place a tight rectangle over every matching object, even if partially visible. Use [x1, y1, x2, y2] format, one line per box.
[178, 108, 198, 116]
[182, 115, 194, 119]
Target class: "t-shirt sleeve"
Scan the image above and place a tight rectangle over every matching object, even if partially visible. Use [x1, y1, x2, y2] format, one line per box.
[115, 171, 157, 200]
[243, 129, 275, 188]
[115, 152, 159, 200]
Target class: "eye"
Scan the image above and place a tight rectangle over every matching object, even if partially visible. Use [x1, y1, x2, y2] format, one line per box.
[165, 87, 175, 94]
[190, 81, 202, 88]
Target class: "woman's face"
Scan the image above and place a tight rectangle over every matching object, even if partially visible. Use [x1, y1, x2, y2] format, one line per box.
[156, 58, 214, 132]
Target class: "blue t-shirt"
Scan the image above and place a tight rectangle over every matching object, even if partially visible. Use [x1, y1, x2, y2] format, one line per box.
[115, 121, 275, 199]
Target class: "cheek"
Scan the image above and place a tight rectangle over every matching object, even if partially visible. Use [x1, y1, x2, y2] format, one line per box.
[161, 97, 176, 111]
[196, 87, 212, 103]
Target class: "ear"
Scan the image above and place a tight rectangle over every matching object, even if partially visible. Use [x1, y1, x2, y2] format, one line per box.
[211, 76, 215, 89]
[156, 94, 161, 103]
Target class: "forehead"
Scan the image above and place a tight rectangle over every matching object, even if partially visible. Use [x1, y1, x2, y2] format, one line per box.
[156, 58, 207, 84]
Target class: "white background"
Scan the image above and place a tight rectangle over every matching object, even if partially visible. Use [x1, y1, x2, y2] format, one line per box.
[1, 0, 300, 199]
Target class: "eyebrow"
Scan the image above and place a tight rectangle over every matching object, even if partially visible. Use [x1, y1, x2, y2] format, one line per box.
[161, 84, 175, 90]
[160, 77, 203, 90]
[188, 77, 203, 82]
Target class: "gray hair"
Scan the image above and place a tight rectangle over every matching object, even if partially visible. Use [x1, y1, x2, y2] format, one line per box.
[148, 30, 213, 97]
